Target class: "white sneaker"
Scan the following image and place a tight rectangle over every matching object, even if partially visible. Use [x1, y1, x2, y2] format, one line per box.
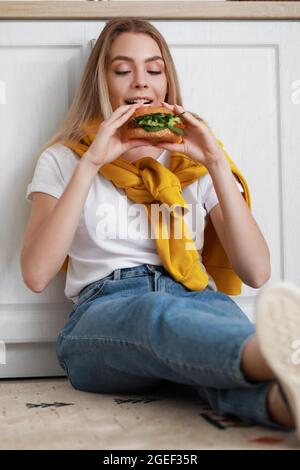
[255, 281, 300, 441]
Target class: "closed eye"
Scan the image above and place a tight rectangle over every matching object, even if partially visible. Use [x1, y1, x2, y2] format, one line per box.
[115, 71, 162, 75]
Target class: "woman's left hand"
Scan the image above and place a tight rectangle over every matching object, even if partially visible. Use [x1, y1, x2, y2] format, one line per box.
[155, 102, 226, 168]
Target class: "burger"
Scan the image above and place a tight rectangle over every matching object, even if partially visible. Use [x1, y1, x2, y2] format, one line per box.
[123, 105, 185, 144]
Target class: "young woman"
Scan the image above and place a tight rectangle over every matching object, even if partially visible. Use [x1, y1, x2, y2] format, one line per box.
[21, 18, 300, 437]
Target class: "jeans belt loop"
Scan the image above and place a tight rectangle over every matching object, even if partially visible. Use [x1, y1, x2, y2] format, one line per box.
[113, 268, 121, 280]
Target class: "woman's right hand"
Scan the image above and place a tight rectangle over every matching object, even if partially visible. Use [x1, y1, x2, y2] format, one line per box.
[82, 103, 150, 168]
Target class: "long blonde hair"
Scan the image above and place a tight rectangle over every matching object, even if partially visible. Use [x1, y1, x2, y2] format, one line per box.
[38, 17, 208, 156]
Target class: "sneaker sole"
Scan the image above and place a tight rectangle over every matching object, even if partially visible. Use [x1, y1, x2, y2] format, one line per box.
[255, 281, 300, 441]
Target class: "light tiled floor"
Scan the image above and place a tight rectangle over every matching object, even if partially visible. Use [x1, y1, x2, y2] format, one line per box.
[0, 378, 299, 450]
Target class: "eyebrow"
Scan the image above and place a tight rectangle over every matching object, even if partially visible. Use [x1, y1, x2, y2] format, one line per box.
[111, 55, 164, 64]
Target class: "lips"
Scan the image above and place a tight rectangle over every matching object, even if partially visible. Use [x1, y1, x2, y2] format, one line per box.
[125, 97, 153, 105]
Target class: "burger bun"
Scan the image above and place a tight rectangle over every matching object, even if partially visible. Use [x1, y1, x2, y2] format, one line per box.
[123, 105, 184, 144]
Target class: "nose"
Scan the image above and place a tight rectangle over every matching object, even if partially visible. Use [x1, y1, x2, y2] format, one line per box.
[131, 68, 149, 88]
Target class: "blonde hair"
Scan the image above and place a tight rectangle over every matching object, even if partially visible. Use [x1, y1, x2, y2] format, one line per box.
[38, 17, 208, 156]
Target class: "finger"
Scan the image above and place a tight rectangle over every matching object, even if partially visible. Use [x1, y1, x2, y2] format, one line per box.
[172, 104, 204, 128]
[160, 101, 184, 112]
[161, 102, 190, 121]
[111, 105, 142, 130]
[174, 104, 185, 113]
[107, 103, 140, 125]
[116, 103, 140, 121]
[161, 101, 188, 115]
[160, 101, 174, 110]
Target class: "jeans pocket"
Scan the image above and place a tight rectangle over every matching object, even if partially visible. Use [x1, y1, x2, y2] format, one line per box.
[97, 275, 151, 298]
[76, 279, 108, 309]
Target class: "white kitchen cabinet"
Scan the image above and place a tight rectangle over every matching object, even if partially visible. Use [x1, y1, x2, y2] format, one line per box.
[0, 19, 299, 377]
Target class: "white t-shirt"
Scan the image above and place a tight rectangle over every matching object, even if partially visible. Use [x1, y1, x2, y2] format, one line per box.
[25, 143, 243, 303]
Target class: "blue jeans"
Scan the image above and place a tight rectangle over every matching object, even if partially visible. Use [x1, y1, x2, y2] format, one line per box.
[56, 263, 290, 432]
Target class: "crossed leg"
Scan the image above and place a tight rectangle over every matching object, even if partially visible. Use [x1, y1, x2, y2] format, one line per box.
[241, 335, 294, 428]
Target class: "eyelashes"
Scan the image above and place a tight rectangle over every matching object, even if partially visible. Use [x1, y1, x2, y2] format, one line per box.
[114, 71, 162, 75]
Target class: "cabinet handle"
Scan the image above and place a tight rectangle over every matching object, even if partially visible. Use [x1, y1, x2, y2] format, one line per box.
[90, 38, 97, 50]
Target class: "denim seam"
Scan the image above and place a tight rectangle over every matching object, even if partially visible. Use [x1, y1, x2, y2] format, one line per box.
[59, 334, 228, 375]
[60, 333, 153, 352]
[122, 273, 154, 279]
[218, 396, 266, 416]
[143, 302, 231, 376]
[159, 354, 228, 375]
[230, 332, 262, 388]
[77, 283, 107, 307]
[77, 274, 153, 307]
[80, 282, 104, 299]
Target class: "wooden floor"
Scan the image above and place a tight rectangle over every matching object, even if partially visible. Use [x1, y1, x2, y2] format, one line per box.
[0, 377, 299, 450]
